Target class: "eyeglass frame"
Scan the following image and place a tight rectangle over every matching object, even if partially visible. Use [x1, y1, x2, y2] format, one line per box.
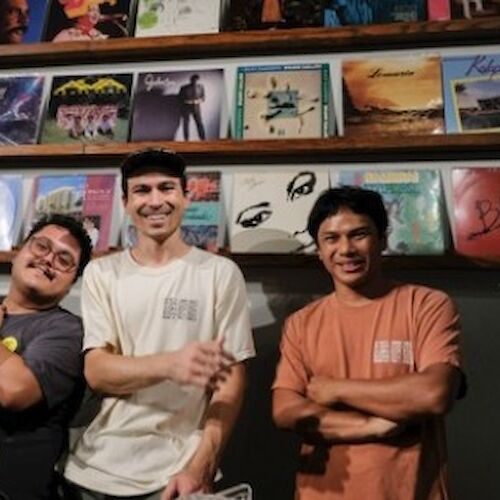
[27, 235, 79, 274]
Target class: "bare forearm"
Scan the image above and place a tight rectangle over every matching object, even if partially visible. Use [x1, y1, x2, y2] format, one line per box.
[186, 364, 246, 482]
[273, 389, 398, 443]
[308, 364, 459, 421]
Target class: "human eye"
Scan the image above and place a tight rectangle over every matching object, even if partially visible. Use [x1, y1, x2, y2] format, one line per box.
[286, 172, 316, 201]
[236, 202, 272, 228]
[33, 237, 51, 253]
[55, 252, 76, 271]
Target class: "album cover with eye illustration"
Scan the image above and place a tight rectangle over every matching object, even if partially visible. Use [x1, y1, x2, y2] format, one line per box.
[134, 0, 221, 37]
[131, 68, 226, 142]
[40, 73, 133, 145]
[0, 175, 23, 251]
[442, 54, 500, 134]
[43, 0, 134, 42]
[0, 75, 45, 145]
[342, 56, 444, 136]
[337, 169, 447, 255]
[451, 168, 500, 260]
[27, 174, 118, 251]
[451, 0, 500, 19]
[230, 169, 329, 253]
[234, 63, 333, 140]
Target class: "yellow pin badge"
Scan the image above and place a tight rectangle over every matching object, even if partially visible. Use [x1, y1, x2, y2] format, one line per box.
[2, 336, 18, 352]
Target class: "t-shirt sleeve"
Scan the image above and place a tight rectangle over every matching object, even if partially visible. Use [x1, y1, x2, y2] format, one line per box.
[81, 261, 119, 351]
[215, 260, 255, 362]
[272, 314, 308, 394]
[22, 314, 83, 409]
[414, 289, 464, 372]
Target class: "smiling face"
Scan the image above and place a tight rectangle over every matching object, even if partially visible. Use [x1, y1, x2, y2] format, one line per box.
[123, 172, 189, 244]
[0, 0, 29, 44]
[316, 208, 386, 293]
[10, 224, 81, 307]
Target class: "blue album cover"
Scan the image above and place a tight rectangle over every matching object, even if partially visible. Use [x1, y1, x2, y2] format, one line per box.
[443, 54, 500, 134]
[0, 0, 48, 44]
[324, 0, 426, 26]
[0, 175, 23, 251]
[0, 75, 45, 145]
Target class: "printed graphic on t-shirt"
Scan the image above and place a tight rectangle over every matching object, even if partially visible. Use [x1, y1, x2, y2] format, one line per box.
[373, 340, 413, 365]
[162, 297, 198, 321]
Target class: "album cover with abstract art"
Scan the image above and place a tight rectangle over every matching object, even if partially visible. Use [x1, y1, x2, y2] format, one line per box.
[134, 0, 221, 36]
[443, 54, 500, 134]
[28, 174, 117, 251]
[131, 69, 225, 142]
[0, 175, 23, 251]
[230, 169, 329, 253]
[43, 0, 134, 42]
[40, 73, 133, 144]
[342, 56, 444, 136]
[0, 75, 45, 145]
[338, 169, 447, 255]
[234, 63, 332, 140]
[451, 168, 500, 259]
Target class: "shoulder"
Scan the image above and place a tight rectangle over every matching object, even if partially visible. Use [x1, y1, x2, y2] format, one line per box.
[186, 248, 243, 276]
[286, 295, 332, 328]
[83, 250, 128, 278]
[394, 282, 453, 306]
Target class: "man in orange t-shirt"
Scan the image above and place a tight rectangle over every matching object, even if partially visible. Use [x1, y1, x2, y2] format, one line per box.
[272, 186, 466, 500]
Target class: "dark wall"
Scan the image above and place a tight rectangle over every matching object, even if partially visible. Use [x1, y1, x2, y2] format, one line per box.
[218, 265, 500, 500]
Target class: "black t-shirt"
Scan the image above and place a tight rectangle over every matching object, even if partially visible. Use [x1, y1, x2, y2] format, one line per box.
[0, 307, 84, 500]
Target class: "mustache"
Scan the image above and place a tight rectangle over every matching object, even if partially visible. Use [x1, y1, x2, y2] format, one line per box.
[138, 206, 173, 216]
[9, 24, 28, 35]
[28, 261, 56, 281]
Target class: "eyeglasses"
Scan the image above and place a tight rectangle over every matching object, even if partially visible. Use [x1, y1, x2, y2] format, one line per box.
[28, 236, 77, 273]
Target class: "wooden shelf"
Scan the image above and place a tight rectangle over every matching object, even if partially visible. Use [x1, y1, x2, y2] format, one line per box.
[1, 18, 500, 69]
[1, 134, 499, 167]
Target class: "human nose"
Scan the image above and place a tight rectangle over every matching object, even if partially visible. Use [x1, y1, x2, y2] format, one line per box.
[147, 188, 164, 206]
[338, 235, 354, 255]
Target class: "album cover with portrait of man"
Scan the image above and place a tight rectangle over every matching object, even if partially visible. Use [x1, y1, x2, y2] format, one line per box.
[43, 0, 134, 42]
[234, 63, 333, 140]
[230, 169, 329, 253]
[0, 74, 45, 145]
[40, 72, 133, 145]
[0, 0, 50, 44]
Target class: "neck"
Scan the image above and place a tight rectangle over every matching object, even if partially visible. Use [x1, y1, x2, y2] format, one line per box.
[333, 272, 392, 306]
[130, 232, 191, 267]
[3, 290, 58, 314]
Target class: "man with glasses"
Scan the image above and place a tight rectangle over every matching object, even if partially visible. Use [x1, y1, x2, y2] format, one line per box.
[0, 214, 92, 500]
[64, 148, 255, 500]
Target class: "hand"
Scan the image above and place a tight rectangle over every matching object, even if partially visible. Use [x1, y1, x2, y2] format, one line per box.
[368, 416, 402, 439]
[169, 338, 235, 390]
[161, 468, 210, 500]
[306, 375, 340, 407]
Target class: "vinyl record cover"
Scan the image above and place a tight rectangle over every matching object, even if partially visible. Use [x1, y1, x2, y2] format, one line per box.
[135, 0, 221, 37]
[28, 174, 117, 251]
[0, 0, 49, 44]
[40, 73, 133, 144]
[43, 0, 133, 42]
[131, 69, 225, 142]
[442, 54, 500, 134]
[0, 175, 23, 251]
[0, 75, 45, 145]
[234, 63, 332, 140]
[181, 171, 223, 252]
[342, 56, 444, 136]
[226, 0, 325, 31]
[452, 168, 500, 259]
[324, 0, 426, 27]
[338, 169, 447, 255]
[230, 169, 329, 253]
[451, 0, 500, 19]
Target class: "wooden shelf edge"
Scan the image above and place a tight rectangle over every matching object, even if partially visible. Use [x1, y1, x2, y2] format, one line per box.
[1, 134, 500, 166]
[1, 18, 500, 68]
[1, 250, 498, 270]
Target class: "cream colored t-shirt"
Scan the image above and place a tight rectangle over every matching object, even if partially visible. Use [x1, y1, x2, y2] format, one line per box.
[64, 247, 255, 496]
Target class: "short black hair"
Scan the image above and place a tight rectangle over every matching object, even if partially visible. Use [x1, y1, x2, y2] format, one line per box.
[307, 186, 388, 243]
[25, 214, 93, 279]
[120, 148, 187, 197]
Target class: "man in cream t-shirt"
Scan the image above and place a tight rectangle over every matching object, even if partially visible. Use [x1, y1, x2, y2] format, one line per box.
[64, 148, 255, 499]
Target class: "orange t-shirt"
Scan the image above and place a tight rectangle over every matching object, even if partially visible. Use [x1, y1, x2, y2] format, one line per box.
[273, 283, 463, 500]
